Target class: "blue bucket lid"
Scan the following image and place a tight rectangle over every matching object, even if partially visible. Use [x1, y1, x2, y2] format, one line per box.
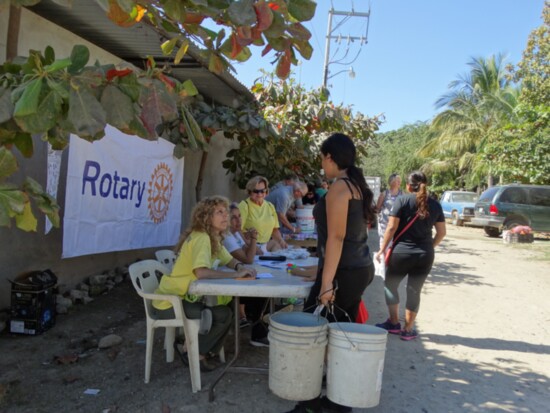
[271, 312, 328, 332]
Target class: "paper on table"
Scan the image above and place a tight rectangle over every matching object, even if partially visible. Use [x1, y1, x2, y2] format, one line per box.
[256, 272, 273, 279]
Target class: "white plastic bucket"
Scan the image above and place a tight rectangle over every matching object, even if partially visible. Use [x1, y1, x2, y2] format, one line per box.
[268, 312, 328, 400]
[296, 206, 315, 233]
[326, 323, 387, 408]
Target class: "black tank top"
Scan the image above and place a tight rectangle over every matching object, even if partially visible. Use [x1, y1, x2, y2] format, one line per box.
[313, 177, 372, 270]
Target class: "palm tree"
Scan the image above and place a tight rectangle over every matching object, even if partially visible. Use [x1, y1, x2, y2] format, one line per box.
[419, 54, 519, 188]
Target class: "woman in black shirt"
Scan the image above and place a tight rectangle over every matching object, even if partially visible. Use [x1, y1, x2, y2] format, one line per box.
[375, 171, 446, 341]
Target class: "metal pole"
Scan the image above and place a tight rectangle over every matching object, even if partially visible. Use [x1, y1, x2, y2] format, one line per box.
[322, 8, 334, 88]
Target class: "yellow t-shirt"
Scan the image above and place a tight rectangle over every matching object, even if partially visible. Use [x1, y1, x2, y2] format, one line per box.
[238, 198, 279, 243]
[152, 231, 233, 310]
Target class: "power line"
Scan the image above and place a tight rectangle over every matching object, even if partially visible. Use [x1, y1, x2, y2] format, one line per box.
[322, 6, 371, 88]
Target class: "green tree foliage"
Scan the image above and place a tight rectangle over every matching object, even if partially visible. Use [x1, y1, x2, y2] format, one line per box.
[222, 71, 382, 188]
[8, 0, 316, 80]
[483, 105, 549, 184]
[484, 2, 549, 186]
[0, 0, 320, 231]
[363, 122, 453, 194]
[419, 54, 519, 188]
[509, 1, 549, 107]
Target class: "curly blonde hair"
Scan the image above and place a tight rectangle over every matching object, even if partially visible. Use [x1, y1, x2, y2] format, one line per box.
[174, 196, 230, 256]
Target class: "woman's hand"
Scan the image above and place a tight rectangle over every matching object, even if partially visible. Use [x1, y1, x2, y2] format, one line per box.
[374, 251, 383, 263]
[243, 228, 258, 242]
[290, 266, 316, 281]
[236, 266, 257, 279]
[318, 282, 335, 306]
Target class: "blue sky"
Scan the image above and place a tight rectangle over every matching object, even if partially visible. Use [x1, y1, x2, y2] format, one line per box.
[232, 0, 546, 132]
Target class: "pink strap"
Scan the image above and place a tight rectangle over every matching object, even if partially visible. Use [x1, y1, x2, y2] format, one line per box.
[392, 213, 420, 244]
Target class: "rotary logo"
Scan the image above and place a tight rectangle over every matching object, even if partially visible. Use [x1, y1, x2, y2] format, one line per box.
[147, 163, 174, 223]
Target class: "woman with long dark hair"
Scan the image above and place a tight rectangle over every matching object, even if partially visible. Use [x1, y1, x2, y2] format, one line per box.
[375, 171, 446, 341]
[286, 133, 376, 413]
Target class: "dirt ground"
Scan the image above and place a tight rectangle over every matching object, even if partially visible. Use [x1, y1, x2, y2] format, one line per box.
[0, 225, 549, 413]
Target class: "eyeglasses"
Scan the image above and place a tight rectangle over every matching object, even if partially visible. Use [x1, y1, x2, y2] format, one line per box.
[252, 189, 267, 194]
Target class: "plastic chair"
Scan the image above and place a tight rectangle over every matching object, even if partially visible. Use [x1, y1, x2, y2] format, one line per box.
[129, 260, 207, 392]
[155, 249, 176, 271]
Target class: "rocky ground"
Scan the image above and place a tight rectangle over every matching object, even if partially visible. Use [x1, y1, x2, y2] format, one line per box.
[0, 225, 548, 413]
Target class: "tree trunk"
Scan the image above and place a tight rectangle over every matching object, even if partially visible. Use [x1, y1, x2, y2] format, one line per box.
[487, 174, 494, 188]
[6, 6, 21, 61]
[195, 151, 208, 202]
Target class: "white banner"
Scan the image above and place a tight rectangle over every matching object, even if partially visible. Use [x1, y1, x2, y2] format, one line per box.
[63, 126, 184, 258]
[46, 143, 63, 234]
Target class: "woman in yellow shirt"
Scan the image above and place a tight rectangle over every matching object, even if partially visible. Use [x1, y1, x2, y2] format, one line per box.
[153, 196, 256, 371]
[238, 176, 286, 252]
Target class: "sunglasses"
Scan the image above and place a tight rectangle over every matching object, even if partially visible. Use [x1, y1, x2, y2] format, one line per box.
[252, 189, 267, 194]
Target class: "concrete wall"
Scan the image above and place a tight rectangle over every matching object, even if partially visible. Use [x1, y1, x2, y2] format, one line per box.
[0, 8, 245, 309]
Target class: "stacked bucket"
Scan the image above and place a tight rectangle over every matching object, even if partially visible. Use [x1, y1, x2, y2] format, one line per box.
[268, 312, 388, 408]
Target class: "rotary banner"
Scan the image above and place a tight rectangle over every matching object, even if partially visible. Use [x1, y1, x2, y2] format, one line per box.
[63, 126, 184, 258]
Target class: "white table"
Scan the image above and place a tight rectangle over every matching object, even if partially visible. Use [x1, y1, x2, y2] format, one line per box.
[188, 256, 317, 401]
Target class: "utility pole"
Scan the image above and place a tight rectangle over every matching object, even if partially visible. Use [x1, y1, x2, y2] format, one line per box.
[322, 7, 371, 88]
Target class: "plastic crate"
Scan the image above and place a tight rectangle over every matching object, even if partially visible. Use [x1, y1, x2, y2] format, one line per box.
[503, 231, 534, 244]
[9, 270, 57, 335]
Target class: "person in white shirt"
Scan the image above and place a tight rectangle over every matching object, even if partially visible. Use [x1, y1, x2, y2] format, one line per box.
[224, 203, 260, 263]
[223, 203, 269, 342]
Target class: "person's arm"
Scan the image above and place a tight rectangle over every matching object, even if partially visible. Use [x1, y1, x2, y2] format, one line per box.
[277, 211, 299, 233]
[194, 259, 257, 279]
[318, 180, 349, 306]
[374, 216, 400, 262]
[271, 228, 288, 249]
[433, 221, 446, 247]
[290, 265, 317, 281]
[229, 232, 257, 264]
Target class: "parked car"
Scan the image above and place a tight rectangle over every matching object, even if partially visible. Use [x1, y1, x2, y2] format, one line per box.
[440, 191, 478, 226]
[471, 184, 550, 237]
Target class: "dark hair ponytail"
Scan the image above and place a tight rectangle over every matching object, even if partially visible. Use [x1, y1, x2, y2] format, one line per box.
[407, 171, 429, 219]
[347, 165, 376, 223]
[320, 133, 375, 223]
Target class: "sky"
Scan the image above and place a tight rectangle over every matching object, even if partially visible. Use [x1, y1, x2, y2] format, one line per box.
[231, 0, 546, 132]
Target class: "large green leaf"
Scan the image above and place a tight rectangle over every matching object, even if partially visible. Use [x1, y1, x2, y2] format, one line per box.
[44, 57, 72, 73]
[15, 86, 63, 134]
[287, 0, 316, 22]
[293, 39, 312, 60]
[13, 132, 34, 158]
[0, 183, 27, 215]
[44, 46, 55, 64]
[138, 79, 177, 137]
[182, 105, 207, 150]
[182, 79, 199, 96]
[46, 77, 70, 99]
[13, 78, 42, 118]
[263, 10, 285, 38]
[163, 0, 183, 20]
[227, 0, 257, 26]
[101, 84, 134, 130]
[68, 85, 107, 138]
[68, 45, 90, 74]
[0, 147, 18, 178]
[174, 39, 190, 64]
[117, 73, 141, 101]
[0, 87, 14, 124]
[15, 201, 37, 232]
[161, 36, 180, 56]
